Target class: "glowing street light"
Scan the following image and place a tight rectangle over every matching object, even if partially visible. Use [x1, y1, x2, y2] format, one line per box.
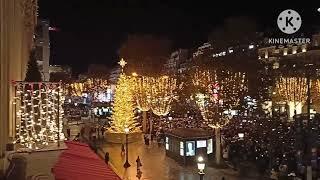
[132, 72, 138, 77]
[197, 156, 205, 180]
[238, 132, 244, 140]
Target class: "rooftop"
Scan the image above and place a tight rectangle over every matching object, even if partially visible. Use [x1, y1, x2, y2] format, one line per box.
[165, 128, 214, 139]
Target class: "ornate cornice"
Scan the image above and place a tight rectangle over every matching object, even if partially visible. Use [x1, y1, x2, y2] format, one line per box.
[21, 0, 38, 32]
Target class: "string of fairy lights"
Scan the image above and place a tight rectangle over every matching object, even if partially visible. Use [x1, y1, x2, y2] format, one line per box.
[133, 76, 152, 112]
[275, 77, 308, 103]
[110, 73, 138, 133]
[149, 76, 176, 116]
[132, 75, 176, 116]
[12, 82, 65, 149]
[66, 78, 108, 100]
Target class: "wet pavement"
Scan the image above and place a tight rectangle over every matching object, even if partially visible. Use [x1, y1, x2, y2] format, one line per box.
[99, 137, 259, 180]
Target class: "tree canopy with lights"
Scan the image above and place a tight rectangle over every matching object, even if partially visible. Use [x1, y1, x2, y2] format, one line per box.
[150, 76, 177, 116]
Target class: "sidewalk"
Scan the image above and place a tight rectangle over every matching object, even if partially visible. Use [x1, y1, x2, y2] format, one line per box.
[98, 138, 260, 180]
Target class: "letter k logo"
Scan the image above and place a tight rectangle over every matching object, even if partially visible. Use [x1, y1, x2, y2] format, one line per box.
[277, 9, 302, 34]
[286, 17, 293, 27]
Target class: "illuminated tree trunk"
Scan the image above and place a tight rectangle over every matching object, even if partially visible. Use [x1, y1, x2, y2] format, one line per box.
[215, 127, 221, 165]
[142, 111, 147, 133]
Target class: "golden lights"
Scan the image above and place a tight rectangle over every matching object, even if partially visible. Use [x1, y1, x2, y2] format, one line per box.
[12, 82, 65, 149]
[110, 74, 138, 133]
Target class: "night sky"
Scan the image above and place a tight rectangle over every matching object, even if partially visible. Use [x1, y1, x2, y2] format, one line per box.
[38, 1, 320, 75]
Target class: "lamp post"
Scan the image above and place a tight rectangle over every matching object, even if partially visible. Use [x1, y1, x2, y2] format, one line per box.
[238, 132, 244, 140]
[197, 156, 205, 180]
[123, 127, 131, 168]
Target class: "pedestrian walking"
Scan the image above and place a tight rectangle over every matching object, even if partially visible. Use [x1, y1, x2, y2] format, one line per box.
[97, 126, 100, 139]
[136, 156, 142, 171]
[104, 152, 109, 164]
[101, 126, 105, 139]
[66, 128, 71, 139]
[121, 144, 125, 156]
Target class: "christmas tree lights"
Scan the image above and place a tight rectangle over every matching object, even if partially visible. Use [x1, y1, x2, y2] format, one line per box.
[110, 59, 139, 133]
[12, 82, 65, 150]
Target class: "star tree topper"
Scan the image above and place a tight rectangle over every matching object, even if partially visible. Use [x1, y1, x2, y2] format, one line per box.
[118, 58, 127, 72]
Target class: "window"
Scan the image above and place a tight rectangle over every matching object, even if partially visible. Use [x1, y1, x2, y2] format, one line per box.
[180, 142, 184, 156]
[186, 141, 195, 156]
[197, 140, 206, 148]
[207, 139, 213, 154]
[165, 137, 169, 150]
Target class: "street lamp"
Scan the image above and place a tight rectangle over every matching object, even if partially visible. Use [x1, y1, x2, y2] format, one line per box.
[238, 132, 244, 140]
[197, 156, 205, 180]
[123, 127, 131, 168]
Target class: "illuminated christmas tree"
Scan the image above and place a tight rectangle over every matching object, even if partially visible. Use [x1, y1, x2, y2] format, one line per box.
[110, 59, 138, 133]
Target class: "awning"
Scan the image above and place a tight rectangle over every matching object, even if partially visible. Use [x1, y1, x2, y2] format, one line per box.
[52, 141, 121, 180]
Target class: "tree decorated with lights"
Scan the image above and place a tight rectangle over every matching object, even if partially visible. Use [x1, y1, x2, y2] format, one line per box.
[146, 75, 176, 135]
[275, 76, 308, 118]
[110, 59, 139, 133]
[193, 68, 248, 165]
[150, 76, 176, 116]
[133, 76, 152, 132]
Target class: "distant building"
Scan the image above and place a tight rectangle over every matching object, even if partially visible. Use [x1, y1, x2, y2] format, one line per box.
[164, 49, 190, 75]
[258, 33, 320, 69]
[192, 42, 212, 58]
[0, 0, 38, 164]
[258, 33, 320, 119]
[35, 19, 50, 81]
[108, 67, 121, 84]
[49, 65, 72, 76]
[87, 64, 109, 77]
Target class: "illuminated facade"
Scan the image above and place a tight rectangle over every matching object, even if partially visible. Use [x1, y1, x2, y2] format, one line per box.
[258, 33, 320, 118]
[0, 0, 38, 171]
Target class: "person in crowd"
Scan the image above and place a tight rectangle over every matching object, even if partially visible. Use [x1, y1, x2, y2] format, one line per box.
[121, 144, 125, 156]
[66, 127, 71, 139]
[101, 126, 105, 139]
[136, 156, 142, 171]
[104, 152, 109, 164]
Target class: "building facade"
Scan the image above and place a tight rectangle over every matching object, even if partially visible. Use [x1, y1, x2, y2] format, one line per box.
[164, 49, 190, 75]
[108, 67, 121, 84]
[258, 33, 320, 119]
[0, 0, 38, 172]
[35, 19, 50, 81]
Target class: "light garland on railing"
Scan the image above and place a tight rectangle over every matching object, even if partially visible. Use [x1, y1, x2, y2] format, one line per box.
[12, 82, 65, 150]
[150, 76, 176, 116]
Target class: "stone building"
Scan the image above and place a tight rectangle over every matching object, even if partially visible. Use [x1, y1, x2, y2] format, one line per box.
[0, 0, 38, 172]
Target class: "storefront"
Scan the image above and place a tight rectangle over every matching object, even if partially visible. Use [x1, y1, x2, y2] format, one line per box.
[165, 128, 214, 165]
